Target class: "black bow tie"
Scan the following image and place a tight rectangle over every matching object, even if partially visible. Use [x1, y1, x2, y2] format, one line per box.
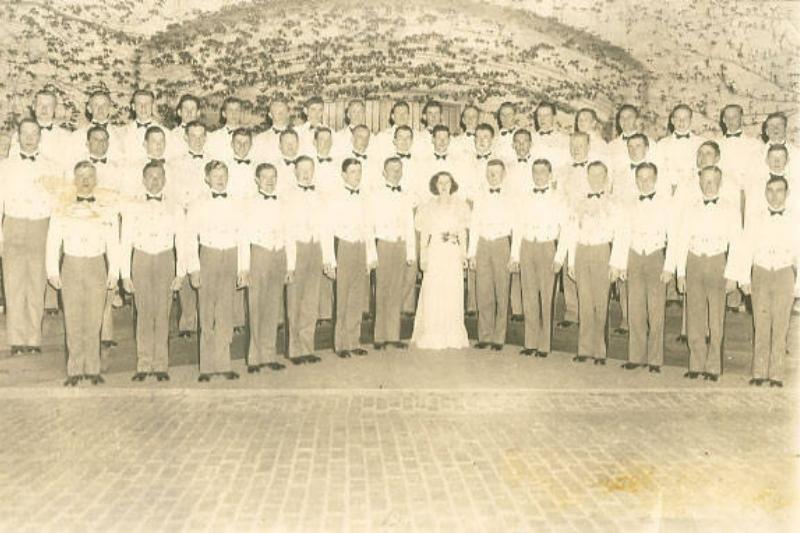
[283, 158, 296, 166]
[189, 152, 203, 160]
[587, 192, 603, 199]
[346, 187, 360, 195]
[92, 122, 108, 129]
[352, 152, 367, 160]
[235, 158, 251, 165]
[725, 131, 742, 138]
[770, 173, 784, 180]
[396, 153, 411, 160]
[675, 132, 690, 140]
[149, 158, 165, 165]
[572, 161, 587, 167]
[212, 191, 227, 199]
[639, 192, 656, 201]
[538, 130, 552, 136]
[703, 198, 718, 206]
[272, 127, 284, 135]
[91, 156, 107, 164]
[76, 196, 96, 203]
[20, 153, 37, 162]
[630, 162, 639, 170]
[136, 121, 151, 129]
[317, 156, 332, 163]
[146, 194, 162, 202]
[518, 157, 530, 163]
[435, 154, 447, 160]
[260, 191, 277, 200]
[500, 129, 514, 136]
[489, 188, 502, 194]
[40, 124, 53, 131]
[622, 133, 635, 141]
[299, 184, 315, 192]
[465, 132, 475, 137]
[769, 209, 785, 216]
[387, 184, 402, 192]
[770, 141, 786, 148]
[476, 153, 490, 160]
[533, 187, 548, 194]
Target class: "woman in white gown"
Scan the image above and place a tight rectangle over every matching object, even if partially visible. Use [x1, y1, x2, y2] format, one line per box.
[411, 171, 471, 349]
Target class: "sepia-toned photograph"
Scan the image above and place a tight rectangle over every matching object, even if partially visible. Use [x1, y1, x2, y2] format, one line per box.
[0, 0, 797, 530]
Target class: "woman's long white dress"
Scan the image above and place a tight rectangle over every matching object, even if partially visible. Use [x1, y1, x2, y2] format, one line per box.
[411, 198, 471, 349]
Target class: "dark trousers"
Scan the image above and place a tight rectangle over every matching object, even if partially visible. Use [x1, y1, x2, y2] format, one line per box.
[334, 239, 367, 351]
[519, 240, 556, 352]
[575, 243, 611, 358]
[198, 246, 236, 374]
[686, 252, 726, 374]
[476, 236, 511, 344]
[375, 239, 407, 343]
[248, 245, 287, 365]
[132, 249, 174, 372]
[750, 265, 794, 380]
[62, 255, 107, 377]
[627, 249, 666, 365]
[178, 277, 197, 332]
[287, 241, 322, 356]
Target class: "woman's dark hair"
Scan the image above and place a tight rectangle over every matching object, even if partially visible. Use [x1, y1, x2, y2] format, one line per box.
[429, 171, 459, 195]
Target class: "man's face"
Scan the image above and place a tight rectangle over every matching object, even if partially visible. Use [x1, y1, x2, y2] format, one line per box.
[576, 111, 595, 134]
[223, 102, 243, 127]
[294, 159, 315, 186]
[586, 165, 608, 192]
[766, 150, 788, 173]
[672, 108, 692, 133]
[144, 132, 166, 158]
[34, 94, 56, 124]
[475, 129, 493, 153]
[698, 169, 721, 197]
[18, 123, 41, 153]
[384, 160, 402, 186]
[88, 94, 112, 123]
[765, 180, 788, 210]
[512, 133, 531, 157]
[696, 145, 719, 168]
[353, 128, 370, 152]
[232, 133, 252, 158]
[74, 166, 98, 196]
[635, 167, 657, 194]
[279, 134, 299, 157]
[270, 101, 290, 126]
[87, 130, 109, 156]
[570, 136, 589, 161]
[392, 106, 410, 127]
[766, 117, 787, 142]
[618, 108, 637, 134]
[133, 94, 154, 122]
[433, 130, 449, 154]
[185, 125, 206, 153]
[342, 162, 362, 189]
[256, 168, 278, 193]
[314, 130, 332, 155]
[722, 107, 742, 133]
[486, 164, 504, 188]
[178, 100, 199, 124]
[306, 103, 323, 125]
[347, 102, 365, 126]
[536, 107, 555, 131]
[425, 107, 441, 129]
[498, 106, 516, 129]
[394, 130, 413, 153]
[627, 138, 647, 162]
[462, 108, 479, 131]
[142, 166, 166, 195]
[532, 164, 550, 187]
[205, 166, 229, 192]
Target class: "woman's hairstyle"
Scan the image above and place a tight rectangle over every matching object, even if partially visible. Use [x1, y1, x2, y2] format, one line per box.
[429, 171, 459, 195]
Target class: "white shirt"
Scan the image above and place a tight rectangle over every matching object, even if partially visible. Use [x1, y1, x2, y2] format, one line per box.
[205, 126, 238, 160]
[728, 205, 800, 293]
[368, 183, 416, 261]
[655, 131, 705, 193]
[67, 153, 124, 194]
[185, 191, 248, 274]
[222, 154, 259, 199]
[117, 119, 166, 160]
[609, 191, 676, 271]
[332, 125, 358, 155]
[510, 185, 568, 264]
[0, 152, 62, 225]
[505, 153, 534, 194]
[70, 122, 125, 161]
[610, 155, 666, 201]
[467, 187, 514, 258]
[8, 123, 71, 164]
[294, 121, 326, 155]
[561, 190, 620, 267]
[46, 199, 119, 279]
[171, 150, 210, 210]
[310, 153, 340, 195]
[245, 191, 297, 272]
[532, 129, 569, 169]
[282, 184, 335, 266]
[327, 186, 378, 267]
[119, 195, 187, 278]
[252, 125, 292, 161]
[669, 196, 741, 277]
[717, 131, 762, 195]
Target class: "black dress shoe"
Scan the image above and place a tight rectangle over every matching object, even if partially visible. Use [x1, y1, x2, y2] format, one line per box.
[621, 362, 639, 370]
[265, 362, 285, 371]
[224, 371, 239, 380]
[26, 346, 42, 354]
[465, 311, 477, 318]
[704, 335, 710, 345]
[535, 350, 548, 358]
[572, 355, 588, 363]
[198, 373, 211, 382]
[593, 358, 606, 366]
[155, 372, 170, 382]
[131, 372, 148, 382]
[392, 341, 408, 349]
[511, 314, 524, 323]
[352, 348, 368, 356]
[557, 320, 575, 329]
[769, 380, 783, 388]
[704, 373, 719, 382]
[101, 340, 117, 349]
[63, 376, 80, 387]
[10, 345, 25, 355]
[304, 354, 321, 364]
[336, 350, 351, 359]
[519, 348, 535, 356]
[247, 365, 261, 374]
[490, 344, 503, 351]
[373, 342, 386, 350]
[474, 342, 490, 349]
[88, 374, 105, 385]
[748, 378, 763, 386]
[178, 331, 194, 339]
[683, 371, 699, 379]
[288, 356, 306, 365]
[648, 365, 661, 373]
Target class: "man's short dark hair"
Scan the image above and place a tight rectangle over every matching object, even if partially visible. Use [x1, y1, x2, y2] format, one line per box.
[766, 175, 789, 192]
[256, 162, 277, 177]
[232, 127, 252, 140]
[341, 157, 362, 173]
[384, 156, 402, 170]
[176, 94, 201, 116]
[17, 117, 40, 134]
[431, 124, 450, 137]
[635, 162, 658, 177]
[314, 126, 332, 141]
[184, 120, 207, 133]
[142, 160, 165, 177]
[86, 125, 109, 141]
[421, 100, 442, 127]
[394, 125, 414, 139]
[144, 125, 165, 141]
[476, 123, 495, 137]
[626, 133, 649, 148]
[532, 158, 552, 172]
[587, 160, 607, 174]
[279, 128, 298, 141]
[699, 140, 721, 158]
[513, 128, 532, 142]
[388, 101, 410, 126]
[767, 143, 789, 158]
[205, 160, 228, 176]
[487, 159, 505, 171]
